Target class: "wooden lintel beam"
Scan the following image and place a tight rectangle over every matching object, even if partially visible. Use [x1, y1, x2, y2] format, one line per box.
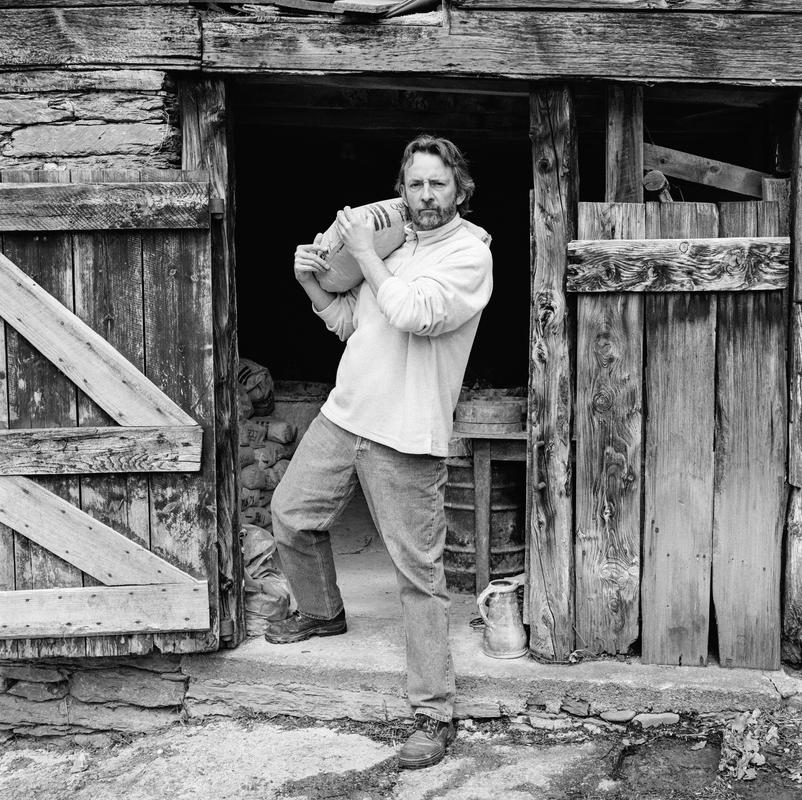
[0, 476, 197, 586]
[0, 425, 202, 475]
[0, 583, 209, 639]
[567, 235, 789, 292]
[453, 0, 802, 10]
[0, 182, 210, 232]
[644, 144, 771, 198]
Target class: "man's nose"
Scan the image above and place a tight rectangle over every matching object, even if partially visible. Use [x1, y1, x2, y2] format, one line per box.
[421, 181, 433, 200]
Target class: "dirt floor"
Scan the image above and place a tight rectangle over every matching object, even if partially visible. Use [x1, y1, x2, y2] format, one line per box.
[1, 709, 801, 800]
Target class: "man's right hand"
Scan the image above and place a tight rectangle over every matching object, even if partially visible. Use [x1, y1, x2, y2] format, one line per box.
[294, 233, 330, 285]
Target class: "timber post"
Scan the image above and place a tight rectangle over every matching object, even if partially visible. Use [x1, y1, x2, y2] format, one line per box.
[528, 85, 578, 661]
[179, 78, 245, 648]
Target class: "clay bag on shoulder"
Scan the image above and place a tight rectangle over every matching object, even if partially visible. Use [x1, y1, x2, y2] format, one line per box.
[316, 198, 492, 293]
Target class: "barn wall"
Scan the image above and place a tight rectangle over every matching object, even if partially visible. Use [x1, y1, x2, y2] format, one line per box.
[0, 71, 181, 172]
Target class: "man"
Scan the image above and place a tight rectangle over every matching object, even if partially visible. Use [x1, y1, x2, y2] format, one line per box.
[267, 135, 493, 769]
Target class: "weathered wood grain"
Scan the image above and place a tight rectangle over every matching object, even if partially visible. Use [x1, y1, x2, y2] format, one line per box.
[0, 583, 209, 640]
[567, 236, 789, 292]
[713, 202, 785, 670]
[71, 168, 154, 657]
[606, 86, 643, 205]
[0, 425, 202, 475]
[142, 170, 218, 653]
[0, 475, 197, 586]
[454, 0, 801, 9]
[790, 94, 802, 497]
[472, 439, 492, 595]
[643, 144, 771, 198]
[0, 250, 195, 427]
[0, 293, 11, 603]
[0, 9, 200, 69]
[763, 178, 791, 233]
[642, 202, 718, 667]
[0, 182, 210, 231]
[575, 203, 644, 656]
[1, 168, 84, 659]
[0, 0, 188, 5]
[180, 78, 243, 647]
[528, 87, 577, 661]
[206, 11, 802, 84]
[784, 488, 802, 663]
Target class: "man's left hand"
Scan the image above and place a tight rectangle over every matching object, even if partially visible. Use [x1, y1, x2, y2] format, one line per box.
[336, 206, 376, 258]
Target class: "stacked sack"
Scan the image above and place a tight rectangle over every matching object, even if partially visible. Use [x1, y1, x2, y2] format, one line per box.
[237, 357, 299, 635]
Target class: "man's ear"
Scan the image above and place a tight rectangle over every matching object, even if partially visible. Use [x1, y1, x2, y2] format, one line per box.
[456, 191, 466, 207]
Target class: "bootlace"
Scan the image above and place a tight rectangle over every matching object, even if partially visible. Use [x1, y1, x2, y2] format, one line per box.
[413, 715, 441, 736]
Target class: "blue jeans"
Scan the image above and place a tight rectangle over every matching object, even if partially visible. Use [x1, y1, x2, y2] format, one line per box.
[271, 413, 455, 722]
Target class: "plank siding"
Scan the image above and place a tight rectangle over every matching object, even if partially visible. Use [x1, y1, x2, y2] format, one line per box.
[575, 204, 643, 655]
[713, 202, 786, 670]
[142, 170, 218, 652]
[453, 1, 802, 10]
[785, 489, 802, 663]
[0, 169, 84, 659]
[528, 87, 577, 661]
[642, 203, 718, 667]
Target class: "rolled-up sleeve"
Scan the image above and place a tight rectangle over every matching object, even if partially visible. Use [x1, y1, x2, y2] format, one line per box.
[313, 288, 359, 341]
[376, 248, 492, 337]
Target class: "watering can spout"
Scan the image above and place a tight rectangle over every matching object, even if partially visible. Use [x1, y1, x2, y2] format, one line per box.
[477, 577, 528, 659]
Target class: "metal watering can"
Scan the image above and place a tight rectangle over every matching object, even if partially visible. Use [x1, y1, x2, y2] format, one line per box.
[477, 577, 527, 659]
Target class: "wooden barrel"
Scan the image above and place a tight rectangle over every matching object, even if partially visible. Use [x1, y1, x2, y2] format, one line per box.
[443, 457, 526, 593]
[453, 393, 527, 435]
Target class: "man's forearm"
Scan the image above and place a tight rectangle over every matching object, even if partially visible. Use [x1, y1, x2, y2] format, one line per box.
[354, 249, 392, 296]
[299, 277, 337, 313]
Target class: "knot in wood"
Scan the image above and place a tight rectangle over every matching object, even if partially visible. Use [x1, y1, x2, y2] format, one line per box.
[592, 389, 612, 414]
[679, 240, 690, 254]
[537, 157, 551, 174]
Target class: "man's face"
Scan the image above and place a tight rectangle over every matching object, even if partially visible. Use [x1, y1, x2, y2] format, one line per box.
[400, 152, 465, 231]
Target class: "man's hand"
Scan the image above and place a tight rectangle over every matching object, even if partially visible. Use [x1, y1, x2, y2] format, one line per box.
[336, 206, 376, 258]
[294, 232, 330, 285]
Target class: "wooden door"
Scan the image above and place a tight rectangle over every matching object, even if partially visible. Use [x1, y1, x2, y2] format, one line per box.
[568, 200, 788, 670]
[0, 170, 219, 657]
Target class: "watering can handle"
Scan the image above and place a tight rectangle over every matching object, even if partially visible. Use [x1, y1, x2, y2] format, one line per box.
[477, 584, 495, 625]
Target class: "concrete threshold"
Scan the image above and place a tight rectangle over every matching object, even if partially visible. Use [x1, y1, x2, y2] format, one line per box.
[182, 491, 801, 724]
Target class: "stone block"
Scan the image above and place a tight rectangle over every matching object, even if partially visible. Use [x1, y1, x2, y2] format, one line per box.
[70, 668, 185, 707]
[0, 664, 65, 683]
[601, 710, 637, 723]
[67, 700, 181, 733]
[8, 680, 68, 702]
[0, 694, 68, 726]
[561, 699, 590, 717]
[633, 712, 680, 729]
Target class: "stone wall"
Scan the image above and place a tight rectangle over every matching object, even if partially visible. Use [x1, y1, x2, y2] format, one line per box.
[0, 70, 181, 171]
[0, 657, 187, 743]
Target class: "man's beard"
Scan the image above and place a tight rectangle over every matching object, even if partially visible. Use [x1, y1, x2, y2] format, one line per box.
[409, 200, 458, 231]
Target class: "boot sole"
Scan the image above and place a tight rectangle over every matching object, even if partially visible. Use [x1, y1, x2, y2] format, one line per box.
[264, 621, 347, 645]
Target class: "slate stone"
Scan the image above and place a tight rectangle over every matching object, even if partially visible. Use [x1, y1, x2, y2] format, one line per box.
[0, 665, 65, 683]
[8, 680, 68, 702]
[70, 668, 185, 708]
[633, 712, 680, 728]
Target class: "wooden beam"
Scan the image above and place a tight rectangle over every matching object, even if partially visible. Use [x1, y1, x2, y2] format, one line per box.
[567, 236, 789, 292]
[0, 182, 210, 232]
[713, 201, 785, 670]
[0, 8, 200, 70]
[0, 425, 202, 475]
[453, 0, 801, 10]
[528, 86, 577, 661]
[0, 70, 170, 93]
[0, 251, 195, 427]
[0, 583, 209, 639]
[643, 144, 771, 198]
[641, 202, 718, 667]
[206, 12, 802, 85]
[180, 78, 243, 648]
[784, 488, 802, 663]
[606, 86, 643, 204]
[0, 476, 196, 586]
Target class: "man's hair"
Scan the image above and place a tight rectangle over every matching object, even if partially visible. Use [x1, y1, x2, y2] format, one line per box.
[394, 135, 475, 215]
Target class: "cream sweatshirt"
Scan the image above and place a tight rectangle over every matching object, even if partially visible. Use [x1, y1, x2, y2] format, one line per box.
[314, 214, 493, 456]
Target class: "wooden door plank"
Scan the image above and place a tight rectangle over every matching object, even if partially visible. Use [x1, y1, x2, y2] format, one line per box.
[575, 203, 644, 655]
[0, 476, 196, 586]
[453, 1, 802, 10]
[528, 86, 578, 661]
[142, 170, 218, 653]
[642, 202, 718, 667]
[713, 202, 786, 670]
[606, 85, 643, 205]
[180, 78, 244, 647]
[643, 144, 771, 198]
[473, 439, 492, 594]
[0, 250, 194, 427]
[0, 583, 209, 639]
[784, 489, 802, 663]
[567, 236, 789, 292]
[1, 168, 84, 659]
[0, 425, 202, 474]
[0, 312, 12, 603]
[70, 167, 153, 658]
[0, 181, 210, 232]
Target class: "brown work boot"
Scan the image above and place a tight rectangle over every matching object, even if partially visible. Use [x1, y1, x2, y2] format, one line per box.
[398, 714, 455, 770]
[264, 609, 346, 644]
